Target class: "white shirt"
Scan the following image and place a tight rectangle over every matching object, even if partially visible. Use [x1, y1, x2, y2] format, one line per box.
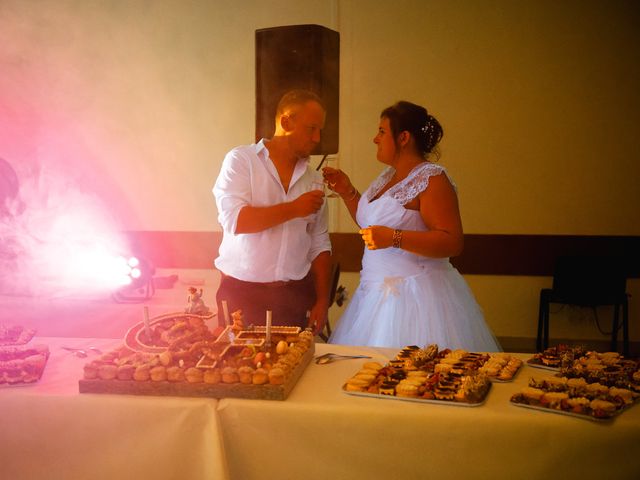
[213, 139, 331, 283]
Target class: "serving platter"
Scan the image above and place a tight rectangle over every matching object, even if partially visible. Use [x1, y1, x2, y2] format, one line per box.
[0, 324, 36, 346]
[0, 344, 50, 387]
[342, 382, 491, 407]
[124, 312, 219, 353]
[79, 342, 313, 400]
[509, 401, 631, 422]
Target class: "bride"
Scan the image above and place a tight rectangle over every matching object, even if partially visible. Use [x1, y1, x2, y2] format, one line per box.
[323, 101, 501, 351]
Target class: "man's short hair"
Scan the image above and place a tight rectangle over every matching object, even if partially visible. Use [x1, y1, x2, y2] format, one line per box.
[275, 90, 325, 119]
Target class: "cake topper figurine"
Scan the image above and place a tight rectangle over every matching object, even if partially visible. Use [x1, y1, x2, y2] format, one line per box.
[185, 287, 210, 315]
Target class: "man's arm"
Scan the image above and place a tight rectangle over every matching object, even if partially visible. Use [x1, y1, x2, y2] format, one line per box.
[235, 190, 324, 234]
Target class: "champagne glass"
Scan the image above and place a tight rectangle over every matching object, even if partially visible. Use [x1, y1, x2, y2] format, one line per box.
[322, 156, 339, 198]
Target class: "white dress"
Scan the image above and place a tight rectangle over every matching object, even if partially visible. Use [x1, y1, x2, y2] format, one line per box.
[329, 163, 501, 352]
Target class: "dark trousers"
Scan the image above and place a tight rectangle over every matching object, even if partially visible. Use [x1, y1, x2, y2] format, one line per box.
[215, 272, 315, 329]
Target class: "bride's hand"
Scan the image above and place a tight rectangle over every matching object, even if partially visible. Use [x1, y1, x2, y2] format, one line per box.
[322, 167, 352, 196]
[359, 225, 394, 250]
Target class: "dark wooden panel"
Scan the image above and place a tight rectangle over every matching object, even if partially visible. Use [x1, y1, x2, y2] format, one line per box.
[123, 231, 640, 277]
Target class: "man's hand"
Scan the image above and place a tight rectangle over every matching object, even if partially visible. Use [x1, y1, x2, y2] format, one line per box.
[307, 300, 329, 336]
[292, 190, 325, 218]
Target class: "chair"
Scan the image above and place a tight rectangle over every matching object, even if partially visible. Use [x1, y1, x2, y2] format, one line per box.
[319, 262, 341, 342]
[536, 255, 629, 355]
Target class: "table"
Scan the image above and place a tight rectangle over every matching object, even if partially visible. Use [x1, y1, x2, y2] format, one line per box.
[2, 339, 639, 480]
[0, 337, 228, 480]
[217, 343, 640, 480]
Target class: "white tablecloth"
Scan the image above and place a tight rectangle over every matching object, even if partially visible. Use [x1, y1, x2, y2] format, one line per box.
[217, 343, 640, 480]
[2, 339, 639, 480]
[0, 337, 228, 480]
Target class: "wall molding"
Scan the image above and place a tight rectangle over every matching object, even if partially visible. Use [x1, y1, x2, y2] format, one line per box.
[124, 231, 640, 277]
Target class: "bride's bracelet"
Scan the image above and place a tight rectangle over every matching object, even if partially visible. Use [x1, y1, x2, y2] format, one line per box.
[343, 186, 359, 201]
[392, 229, 403, 248]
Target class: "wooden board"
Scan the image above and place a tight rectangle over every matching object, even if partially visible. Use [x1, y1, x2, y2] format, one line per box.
[79, 343, 314, 401]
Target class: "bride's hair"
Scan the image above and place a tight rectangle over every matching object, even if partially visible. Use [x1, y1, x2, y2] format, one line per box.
[381, 101, 443, 159]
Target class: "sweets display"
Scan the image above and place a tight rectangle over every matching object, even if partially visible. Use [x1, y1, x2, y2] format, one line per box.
[510, 375, 639, 420]
[434, 349, 523, 382]
[559, 351, 640, 391]
[342, 345, 493, 405]
[0, 324, 36, 346]
[124, 312, 219, 354]
[0, 343, 49, 385]
[80, 313, 315, 400]
[526, 344, 587, 370]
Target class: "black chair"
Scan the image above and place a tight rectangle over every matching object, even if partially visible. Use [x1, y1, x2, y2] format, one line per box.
[536, 255, 629, 355]
[319, 262, 341, 342]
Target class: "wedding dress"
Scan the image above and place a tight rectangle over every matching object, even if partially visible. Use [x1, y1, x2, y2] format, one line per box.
[329, 162, 501, 351]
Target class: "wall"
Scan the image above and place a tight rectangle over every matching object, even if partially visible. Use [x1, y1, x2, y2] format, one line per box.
[1, 0, 638, 348]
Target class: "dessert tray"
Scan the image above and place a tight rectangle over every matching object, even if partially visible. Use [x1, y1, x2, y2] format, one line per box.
[526, 344, 588, 371]
[0, 343, 50, 387]
[80, 313, 315, 400]
[124, 312, 218, 353]
[341, 345, 495, 407]
[510, 375, 639, 421]
[0, 324, 36, 346]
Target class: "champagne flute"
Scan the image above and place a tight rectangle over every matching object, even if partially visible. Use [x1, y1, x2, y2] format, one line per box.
[322, 156, 339, 198]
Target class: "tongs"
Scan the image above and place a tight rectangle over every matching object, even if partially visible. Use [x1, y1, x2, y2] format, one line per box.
[314, 352, 372, 365]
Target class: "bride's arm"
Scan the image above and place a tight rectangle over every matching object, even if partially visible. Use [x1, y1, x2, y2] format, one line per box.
[404, 172, 464, 258]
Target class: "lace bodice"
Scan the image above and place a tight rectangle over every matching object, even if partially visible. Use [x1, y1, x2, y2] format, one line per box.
[366, 162, 455, 206]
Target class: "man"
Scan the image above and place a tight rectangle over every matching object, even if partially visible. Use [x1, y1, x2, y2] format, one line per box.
[213, 90, 332, 334]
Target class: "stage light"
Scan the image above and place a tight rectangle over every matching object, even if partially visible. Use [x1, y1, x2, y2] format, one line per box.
[111, 255, 156, 303]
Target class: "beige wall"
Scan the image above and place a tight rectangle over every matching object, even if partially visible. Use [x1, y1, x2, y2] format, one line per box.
[1, 0, 638, 345]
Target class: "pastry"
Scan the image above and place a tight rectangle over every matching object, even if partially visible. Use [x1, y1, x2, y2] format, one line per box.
[133, 365, 151, 381]
[238, 366, 254, 384]
[252, 367, 269, 385]
[609, 387, 634, 405]
[116, 364, 135, 381]
[396, 382, 419, 398]
[590, 399, 616, 416]
[185, 367, 203, 383]
[150, 365, 167, 382]
[362, 361, 383, 371]
[521, 386, 544, 402]
[268, 367, 285, 385]
[540, 392, 568, 409]
[83, 362, 98, 380]
[166, 366, 185, 382]
[222, 367, 239, 384]
[98, 364, 118, 380]
[345, 378, 369, 392]
[203, 368, 221, 384]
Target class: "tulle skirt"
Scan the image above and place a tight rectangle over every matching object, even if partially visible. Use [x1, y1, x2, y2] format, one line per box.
[329, 261, 501, 352]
